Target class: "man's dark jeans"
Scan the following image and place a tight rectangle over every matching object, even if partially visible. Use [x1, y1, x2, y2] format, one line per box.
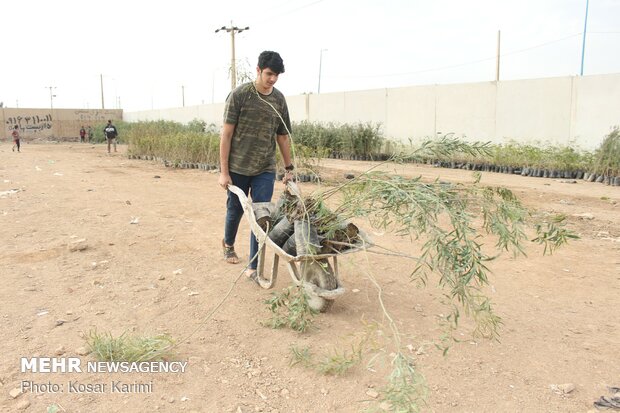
[224, 171, 275, 270]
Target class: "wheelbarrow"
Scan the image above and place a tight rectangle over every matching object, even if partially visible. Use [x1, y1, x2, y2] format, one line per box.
[227, 182, 372, 312]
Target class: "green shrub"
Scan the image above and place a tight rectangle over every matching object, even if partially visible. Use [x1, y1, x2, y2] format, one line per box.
[292, 121, 385, 159]
[593, 127, 620, 176]
[125, 120, 220, 164]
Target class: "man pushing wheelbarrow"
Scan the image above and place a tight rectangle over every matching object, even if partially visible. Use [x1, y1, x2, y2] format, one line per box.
[217, 50, 372, 311]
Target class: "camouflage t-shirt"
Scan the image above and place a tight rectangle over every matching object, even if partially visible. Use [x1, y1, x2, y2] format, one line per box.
[223, 82, 291, 176]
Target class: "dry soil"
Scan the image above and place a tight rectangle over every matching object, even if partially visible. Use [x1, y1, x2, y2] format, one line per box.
[1, 144, 619, 413]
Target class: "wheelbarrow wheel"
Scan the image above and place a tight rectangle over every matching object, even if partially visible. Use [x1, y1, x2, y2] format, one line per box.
[301, 259, 337, 313]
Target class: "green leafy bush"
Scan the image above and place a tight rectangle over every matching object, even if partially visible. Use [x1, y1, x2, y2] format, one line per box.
[292, 121, 386, 159]
[593, 127, 620, 176]
[125, 119, 220, 164]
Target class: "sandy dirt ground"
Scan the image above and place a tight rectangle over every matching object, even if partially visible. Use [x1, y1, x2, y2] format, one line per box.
[1, 143, 619, 413]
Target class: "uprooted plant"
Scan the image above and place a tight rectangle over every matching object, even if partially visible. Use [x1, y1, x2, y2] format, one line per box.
[330, 169, 575, 340]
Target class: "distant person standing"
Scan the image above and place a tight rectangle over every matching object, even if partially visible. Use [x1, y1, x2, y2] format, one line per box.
[79, 126, 86, 143]
[87, 125, 93, 143]
[103, 120, 118, 153]
[11, 125, 20, 152]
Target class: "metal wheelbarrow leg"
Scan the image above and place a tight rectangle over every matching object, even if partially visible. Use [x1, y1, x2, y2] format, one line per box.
[258, 245, 341, 313]
[283, 257, 340, 313]
[255, 239, 279, 289]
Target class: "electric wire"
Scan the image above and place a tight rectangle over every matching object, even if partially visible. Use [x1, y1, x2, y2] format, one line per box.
[327, 33, 584, 79]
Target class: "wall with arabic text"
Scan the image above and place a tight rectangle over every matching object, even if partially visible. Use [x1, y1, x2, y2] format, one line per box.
[1, 108, 122, 142]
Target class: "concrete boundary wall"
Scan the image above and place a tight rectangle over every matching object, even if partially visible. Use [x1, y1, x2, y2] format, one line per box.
[123, 73, 620, 150]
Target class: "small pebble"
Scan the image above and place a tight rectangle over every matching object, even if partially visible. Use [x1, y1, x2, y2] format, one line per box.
[557, 383, 575, 394]
[9, 388, 22, 398]
[76, 346, 91, 356]
[366, 389, 379, 398]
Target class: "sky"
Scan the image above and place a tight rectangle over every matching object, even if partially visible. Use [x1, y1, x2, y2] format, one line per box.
[2, 0, 619, 112]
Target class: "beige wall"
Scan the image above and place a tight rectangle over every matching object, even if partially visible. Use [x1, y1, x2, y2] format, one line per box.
[123, 73, 620, 150]
[570, 74, 620, 147]
[2, 108, 122, 141]
[436, 82, 498, 141]
[495, 77, 573, 143]
[385, 85, 437, 139]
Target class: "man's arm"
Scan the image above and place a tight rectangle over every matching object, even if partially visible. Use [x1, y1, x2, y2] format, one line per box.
[276, 134, 294, 183]
[218, 123, 236, 189]
[276, 134, 292, 167]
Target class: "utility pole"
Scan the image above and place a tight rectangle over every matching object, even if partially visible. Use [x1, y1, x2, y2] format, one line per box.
[100, 74, 105, 109]
[495, 30, 501, 82]
[318, 49, 328, 94]
[182, 85, 185, 107]
[46, 86, 57, 110]
[215, 24, 249, 90]
[580, 0, 590, 76]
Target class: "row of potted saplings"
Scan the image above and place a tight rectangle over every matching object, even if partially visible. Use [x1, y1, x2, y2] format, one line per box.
[426, 159, 620, 187]
[126, 153, 320, 182]
[127, 154, 218, 170]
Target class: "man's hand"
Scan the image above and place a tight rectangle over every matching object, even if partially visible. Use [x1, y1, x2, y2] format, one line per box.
[219, 173, 232, 190]
[283, 170, 293, 184]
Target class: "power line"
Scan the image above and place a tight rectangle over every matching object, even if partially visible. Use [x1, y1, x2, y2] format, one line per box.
[502, 33, 581, 58]
[327, 33, 583, 79]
